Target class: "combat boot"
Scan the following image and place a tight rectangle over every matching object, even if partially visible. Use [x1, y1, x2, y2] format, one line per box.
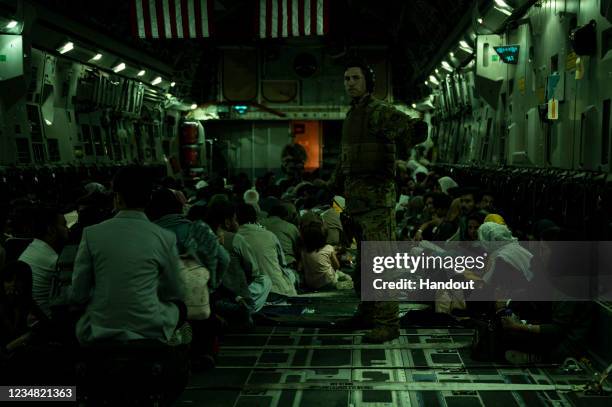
[362, 326, 400, 343]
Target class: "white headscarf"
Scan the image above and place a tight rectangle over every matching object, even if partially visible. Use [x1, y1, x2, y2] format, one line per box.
[437, 176, 458, 194]
[478, 222, 533, 282]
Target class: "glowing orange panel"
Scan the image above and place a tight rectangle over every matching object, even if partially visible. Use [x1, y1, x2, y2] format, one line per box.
[292, 121, 321, 171]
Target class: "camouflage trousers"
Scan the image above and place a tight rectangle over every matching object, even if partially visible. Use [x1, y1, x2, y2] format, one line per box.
[352, 207, 399, 329]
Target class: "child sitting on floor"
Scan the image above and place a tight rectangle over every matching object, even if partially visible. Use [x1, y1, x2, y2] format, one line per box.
[299, 218, 352, 291]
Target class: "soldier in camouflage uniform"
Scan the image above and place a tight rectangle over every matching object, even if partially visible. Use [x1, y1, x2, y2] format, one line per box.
[330, 60, 427, 343]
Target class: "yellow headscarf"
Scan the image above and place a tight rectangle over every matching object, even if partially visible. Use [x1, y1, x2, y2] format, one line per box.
[484, 213, 506, 225]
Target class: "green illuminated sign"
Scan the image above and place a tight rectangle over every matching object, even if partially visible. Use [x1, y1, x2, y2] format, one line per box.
[494, 45, 520, 64]
[0, 55, 7, 62]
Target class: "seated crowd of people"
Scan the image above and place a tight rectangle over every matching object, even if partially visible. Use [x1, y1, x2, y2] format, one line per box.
[0, 162, 596, 398]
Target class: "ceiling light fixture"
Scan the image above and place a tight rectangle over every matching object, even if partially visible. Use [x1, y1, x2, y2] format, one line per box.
[6, 20, 18, 29]
[170, 82, 176, 87]
[137, 70, 146, 76]
[494, 0, 512, 9]
[58, 42, 74, 54]
[112, 62, 126, 73]
[151, 76, 162, 85]
[191, 103, 198, 109]
[92, 53, 102, 61]
[459, 40, 473, 52]
[494, 6, 513, 16]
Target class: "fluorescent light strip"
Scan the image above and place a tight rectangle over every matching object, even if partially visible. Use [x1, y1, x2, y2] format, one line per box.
[494, 6, 513, 16]
[58, 42, 74, 54]
[112, 62, 126, 73]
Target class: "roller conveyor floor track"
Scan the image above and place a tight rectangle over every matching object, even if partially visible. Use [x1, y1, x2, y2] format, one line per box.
[176, 292, 612, 407]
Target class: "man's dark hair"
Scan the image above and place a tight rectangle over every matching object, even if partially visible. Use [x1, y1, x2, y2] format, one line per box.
[344, 58, 375, 92]
[205, 200, 236, 231]
[431, 192, 452, 210]
[466, 210, 487, 224]
[450, 186, 479, 199]
[415, 172, 427, 183]
[413, 186, 427, 197]
[146, 188, 182, 221]
[30, 206, 63, 240]
[268, 203, 289, 220]
[112, 166, 153, 208]
[236, 203, 257, 225]
[301, 222, 327, 253]
[76, 192, 114, 228]
[476, 189, 494, 203]
[0, 260, 33, 305]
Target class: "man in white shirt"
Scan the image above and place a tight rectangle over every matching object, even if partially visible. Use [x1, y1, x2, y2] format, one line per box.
[236, 203, 297, 297]
[260, 203, 301, 268]
[18, 206, 69, 318]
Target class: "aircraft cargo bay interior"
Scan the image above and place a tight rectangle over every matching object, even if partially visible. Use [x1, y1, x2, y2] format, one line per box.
[0, 0, 612, 406]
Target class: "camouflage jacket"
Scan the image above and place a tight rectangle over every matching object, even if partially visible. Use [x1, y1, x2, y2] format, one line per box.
[330, 95, 427, 214]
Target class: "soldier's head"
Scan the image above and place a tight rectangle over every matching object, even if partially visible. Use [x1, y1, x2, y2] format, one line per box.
[344, 59, 374, 99]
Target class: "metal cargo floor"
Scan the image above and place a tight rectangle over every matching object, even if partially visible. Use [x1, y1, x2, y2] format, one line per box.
[176, 292, 611, 407]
